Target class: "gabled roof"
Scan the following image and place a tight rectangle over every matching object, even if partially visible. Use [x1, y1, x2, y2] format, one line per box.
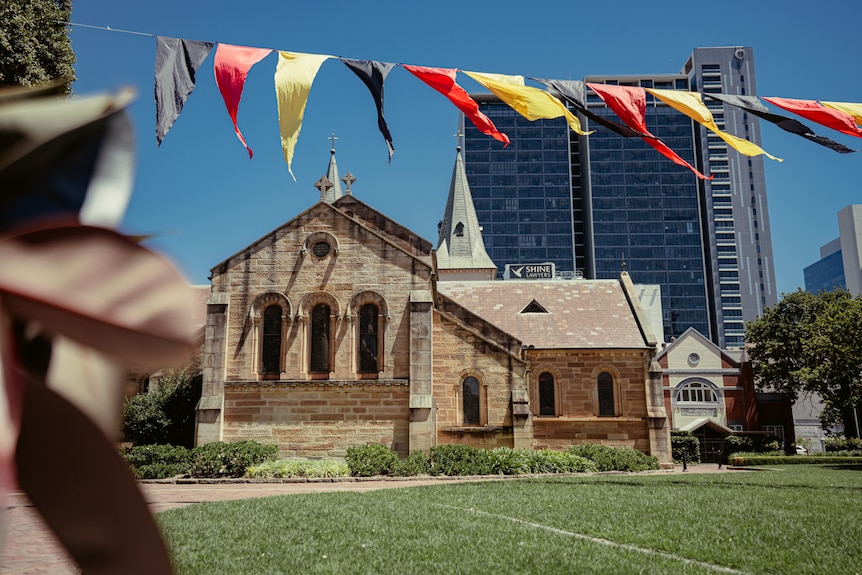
[210, 198, 432, 274]
[437, 279, 649, 349]
[678, 417, 734, 435]
[436, 148, 496, 273]
[332, 195, 433, 256]
[656, 327, 740, 366]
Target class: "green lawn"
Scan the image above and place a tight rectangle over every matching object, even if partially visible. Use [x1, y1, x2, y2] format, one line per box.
[157, 464, 862, 574]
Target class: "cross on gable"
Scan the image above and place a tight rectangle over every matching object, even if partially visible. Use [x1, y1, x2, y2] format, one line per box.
[341, 171, 356, 195]
[314, 176, 333, 201]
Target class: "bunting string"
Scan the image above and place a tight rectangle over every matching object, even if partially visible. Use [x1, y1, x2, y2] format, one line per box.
[63, 21, 862, 180]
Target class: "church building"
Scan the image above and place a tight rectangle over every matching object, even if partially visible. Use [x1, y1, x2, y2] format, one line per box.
[195, 145, 673, 466]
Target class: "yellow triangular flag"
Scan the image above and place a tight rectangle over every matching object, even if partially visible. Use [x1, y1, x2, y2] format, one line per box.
[646, 88, 782, 162]
[463, 71, 592, 136]
[274, 51, 332, 180]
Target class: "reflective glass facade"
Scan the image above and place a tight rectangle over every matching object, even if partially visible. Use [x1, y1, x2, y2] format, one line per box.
[460, 47, 777, 348]
[585, 78, 710, 339]
[804, 250, 845, 294]
[462, 96, 583, 277]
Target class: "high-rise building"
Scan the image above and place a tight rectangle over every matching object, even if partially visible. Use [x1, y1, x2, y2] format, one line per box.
[804, 205, 862, 295]
[461, 47, 778, 348]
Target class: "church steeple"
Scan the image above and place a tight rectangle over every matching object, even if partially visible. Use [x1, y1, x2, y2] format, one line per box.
[316, 134, 344, 203]
[436, 145, 497, 280]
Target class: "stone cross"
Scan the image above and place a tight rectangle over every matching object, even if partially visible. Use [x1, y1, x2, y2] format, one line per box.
[314, 176, 333, 201]
[342, 172, 356, 195]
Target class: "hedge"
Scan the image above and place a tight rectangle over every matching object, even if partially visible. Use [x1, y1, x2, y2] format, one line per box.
[122, 440, 278, 479]
[344, 443, 656, 477]
[730, 454, 862, 466]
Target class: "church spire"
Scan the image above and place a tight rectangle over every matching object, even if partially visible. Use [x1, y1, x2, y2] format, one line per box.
[436, 144, 497, 280]
[318, 133, 343, 203]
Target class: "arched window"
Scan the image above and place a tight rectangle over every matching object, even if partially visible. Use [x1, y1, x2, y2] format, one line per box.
[310, 303, 331, 373]
[261, 305, 282, 374]
[538, 372, 555, 416]
[358, 303, 379, 373]
[462, 376, 480, 426]
[597, 372, 615, 417]
[675, 380, 719, 403]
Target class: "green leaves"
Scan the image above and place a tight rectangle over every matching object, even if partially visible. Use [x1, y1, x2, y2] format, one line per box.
[746, 288, 862, 434]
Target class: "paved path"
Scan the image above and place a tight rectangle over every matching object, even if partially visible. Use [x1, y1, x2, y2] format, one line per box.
[1, 464, 735, 574]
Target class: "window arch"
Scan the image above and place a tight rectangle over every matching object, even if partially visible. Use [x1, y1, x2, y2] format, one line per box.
[358, 303, 379, 373]
[310, 303, 331, 373]
[251, 293, 291, 378]
[597, 372, 615, 417]
[675, 380, 720, 404]
[462, 376, 481, 426]
[538, 372, 556, 416]
[261, 305, 283, 375]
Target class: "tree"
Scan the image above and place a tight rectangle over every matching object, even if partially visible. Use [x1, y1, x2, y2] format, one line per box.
[122, 362, 203, 447]
[0, 0, 76, 95]
[746, 289, 862, 437]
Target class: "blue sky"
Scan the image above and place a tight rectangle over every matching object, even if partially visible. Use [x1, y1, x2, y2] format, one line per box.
[69, 1, 861, 295]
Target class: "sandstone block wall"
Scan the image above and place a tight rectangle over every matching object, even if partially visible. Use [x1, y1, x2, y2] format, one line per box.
[222, 382, 410, 457]
[431, 313, 524, 450]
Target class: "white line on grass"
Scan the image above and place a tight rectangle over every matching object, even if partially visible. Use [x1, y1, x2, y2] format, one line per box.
[437, 504, 751, 575]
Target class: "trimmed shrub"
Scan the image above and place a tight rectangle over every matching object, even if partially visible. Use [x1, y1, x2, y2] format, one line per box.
[671, 432, 701, 464]
[392, 450, 432, 477]
[345, 444, 400, 477]
[731, 454, 862, 466]
[122, 444, 191, 479]
[568, 443, 660, 472]
[190, 440, 278, 478]
[246, 459, 349, 479]
[429, 444, 493, 476]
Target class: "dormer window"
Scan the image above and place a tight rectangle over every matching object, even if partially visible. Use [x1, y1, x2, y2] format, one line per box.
[454, 222, 464, 237]
[520, 299, 549, 314]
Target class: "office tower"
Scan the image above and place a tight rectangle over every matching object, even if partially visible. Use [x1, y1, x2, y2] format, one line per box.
[461, 47, 777, 348]
[804, 205, 862, 295]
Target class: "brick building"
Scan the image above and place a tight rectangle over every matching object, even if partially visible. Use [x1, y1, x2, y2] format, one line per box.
[196, 147, 672, 465]
[658, 328, 794, 460]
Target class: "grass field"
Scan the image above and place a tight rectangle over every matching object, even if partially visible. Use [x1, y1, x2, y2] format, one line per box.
[157, 465, 862, 574]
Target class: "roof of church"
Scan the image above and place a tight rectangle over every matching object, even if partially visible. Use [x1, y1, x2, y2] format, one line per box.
[437, 279, 649, 349]
[436, 148, 496, 272]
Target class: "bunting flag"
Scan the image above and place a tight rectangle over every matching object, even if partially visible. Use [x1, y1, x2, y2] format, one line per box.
[762, 97, 862, 139]
[646, 88, 782, 162]
[340, 58, 397, 162]
[532, 77, 642, 138]
[274, 51, 332, 180]
[402, 64, 509, 147]
[214, 44, 272, 159]
[586, 83, 711, 180]
[463, 71, 592, 136]
[704, 93, 856, 154]
[821, 101, 862, 128]
[154, 36, 214, 146]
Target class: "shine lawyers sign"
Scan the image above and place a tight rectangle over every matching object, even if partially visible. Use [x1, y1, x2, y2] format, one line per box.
[504, 263, 555, 280]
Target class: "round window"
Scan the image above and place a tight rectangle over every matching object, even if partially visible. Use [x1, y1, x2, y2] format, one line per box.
[312, 241, 331, 258]
[688, 352, 700, 366]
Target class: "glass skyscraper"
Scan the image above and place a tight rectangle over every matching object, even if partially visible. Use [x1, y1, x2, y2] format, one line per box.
[461, 47, 777, 348]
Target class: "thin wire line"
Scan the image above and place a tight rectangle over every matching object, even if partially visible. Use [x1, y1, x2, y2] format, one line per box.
[64, 21, 154, 38]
